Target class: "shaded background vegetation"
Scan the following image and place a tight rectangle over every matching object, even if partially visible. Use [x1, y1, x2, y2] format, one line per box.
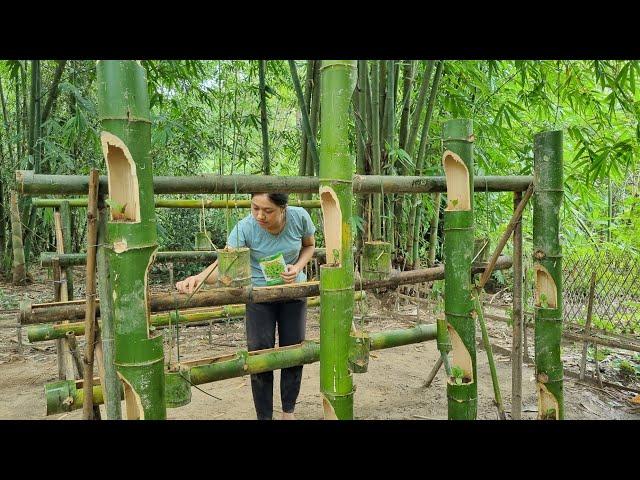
[0, 60, 638, 281]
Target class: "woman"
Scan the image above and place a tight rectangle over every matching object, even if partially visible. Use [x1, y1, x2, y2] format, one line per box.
[176, 192, 316, 420]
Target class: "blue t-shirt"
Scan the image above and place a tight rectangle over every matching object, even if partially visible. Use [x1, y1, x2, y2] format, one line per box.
[226, 206, 316, 286]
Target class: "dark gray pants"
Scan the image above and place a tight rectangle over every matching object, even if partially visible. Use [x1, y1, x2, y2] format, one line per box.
[245, 299, 307, 420]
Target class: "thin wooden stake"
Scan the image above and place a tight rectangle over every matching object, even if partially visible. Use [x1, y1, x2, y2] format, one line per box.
[424, 356, 443, 388]
[54, 212, 75, 380]
[511, 191, 523, 420]
[477, 183, 534, 290]
[579, 271, 598, 381]
[82, 169, 100, 420]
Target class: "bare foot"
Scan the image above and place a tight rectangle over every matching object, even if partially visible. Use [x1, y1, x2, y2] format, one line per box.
[281, 412, 295, 420]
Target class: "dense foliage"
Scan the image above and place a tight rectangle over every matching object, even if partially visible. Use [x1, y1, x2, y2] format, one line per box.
[0, 60, 638, 279]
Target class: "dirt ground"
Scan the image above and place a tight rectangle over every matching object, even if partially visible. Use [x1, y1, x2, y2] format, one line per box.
[1, 267, 639, 420]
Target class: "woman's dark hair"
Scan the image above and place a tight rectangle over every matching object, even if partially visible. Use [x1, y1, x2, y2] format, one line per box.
[251, 192, 288, 207]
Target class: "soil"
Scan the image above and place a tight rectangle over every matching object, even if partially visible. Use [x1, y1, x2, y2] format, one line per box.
[1, 267, 639, 420]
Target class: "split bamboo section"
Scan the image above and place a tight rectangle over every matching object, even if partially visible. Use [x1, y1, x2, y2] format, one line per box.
[533, 130, 564, 420]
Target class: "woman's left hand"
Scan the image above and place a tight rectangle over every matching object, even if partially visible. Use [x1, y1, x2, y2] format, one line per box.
[281, 264, 300, 284]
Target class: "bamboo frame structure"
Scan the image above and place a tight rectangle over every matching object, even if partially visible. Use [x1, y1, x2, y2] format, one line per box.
[20, 257, 513, 325]
[27, 292, 367, 342]
[533, 130, 564, 420]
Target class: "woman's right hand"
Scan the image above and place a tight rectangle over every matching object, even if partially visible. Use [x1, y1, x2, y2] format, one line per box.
[175, 275, 203, 294]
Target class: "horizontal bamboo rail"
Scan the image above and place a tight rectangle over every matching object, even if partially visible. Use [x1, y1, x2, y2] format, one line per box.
[17, 171, 533, 195]
[27, 292, 366, 342]
[40, 248, 333, 268]
[21, 256, 512, 325]
[45, 323, 437, 414]
[31, 198, 322, 209]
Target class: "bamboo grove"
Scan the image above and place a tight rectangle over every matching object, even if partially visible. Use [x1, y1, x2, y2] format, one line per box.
[2, 58, 634, 420]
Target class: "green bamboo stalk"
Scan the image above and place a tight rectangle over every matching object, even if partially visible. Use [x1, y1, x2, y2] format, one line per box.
[258, 60, 270, 175]
[307, 60, 321, 179]
[32, 197, 322, 209]
[319, 60, 357, 420]
[298, 60, 314, 178]
[427, 193, 442, 266]
[407, 61, 444, 266]
[45, 323, 437, 415]
[289, 60, 320, 175]
[18, 171, 534, 196]
[384, 60, 395, 246]
[533, 130, 563, 420]
[473, 293, 506, 419]
[442, 119, 476, 420]
[369, 61, 382, 240]
[98, 60, 165, 420]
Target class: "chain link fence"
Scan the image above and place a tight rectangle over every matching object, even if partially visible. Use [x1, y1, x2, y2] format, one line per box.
[562, 250, 640, 337]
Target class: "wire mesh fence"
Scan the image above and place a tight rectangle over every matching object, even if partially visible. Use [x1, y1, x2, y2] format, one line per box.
[561, 250, 640, 337]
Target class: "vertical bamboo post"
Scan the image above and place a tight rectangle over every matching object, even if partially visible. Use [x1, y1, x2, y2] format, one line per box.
[98, 60, 165, 420]
[442, 119, 476, 420]
[533, 130, 563, 420]
[96, 193, 122, 419]
[10, 191, 27, 285]
[319, 60, 357, 420]
[511, 191, 523, 420]
[82, 169, 100, 420]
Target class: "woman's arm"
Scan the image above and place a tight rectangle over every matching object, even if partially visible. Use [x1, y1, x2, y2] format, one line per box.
[175, 260, 219, 294]
[281, 235, 315, 284]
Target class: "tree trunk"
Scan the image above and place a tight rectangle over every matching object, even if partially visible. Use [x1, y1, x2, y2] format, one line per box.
[533, 130, 564, 420]
[97, 60, 165, 420]
[258, 60, 270, 175]
[289, 60, 320, 175]
[369, 61, 382, 240]
[298, 60, 314, 177]
[10, 191, 27, 284]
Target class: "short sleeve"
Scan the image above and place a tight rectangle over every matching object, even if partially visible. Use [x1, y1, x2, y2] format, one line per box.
[300, 209, 316, 237]
[227, 221, 248, 248]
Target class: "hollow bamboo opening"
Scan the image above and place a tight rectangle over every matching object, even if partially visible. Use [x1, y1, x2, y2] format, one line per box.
[320, 187, 342, 265]
[442, 150, 470, 211]
[101, 132, 141, 223]
[448, 324, 473, 382]
[534, 264, 558, 308]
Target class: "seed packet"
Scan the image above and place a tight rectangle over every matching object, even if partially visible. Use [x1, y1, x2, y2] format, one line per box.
[259, 252, 286, 286]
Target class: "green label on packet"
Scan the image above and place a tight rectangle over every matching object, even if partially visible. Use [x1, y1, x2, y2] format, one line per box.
[259, 252, 286, 286]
